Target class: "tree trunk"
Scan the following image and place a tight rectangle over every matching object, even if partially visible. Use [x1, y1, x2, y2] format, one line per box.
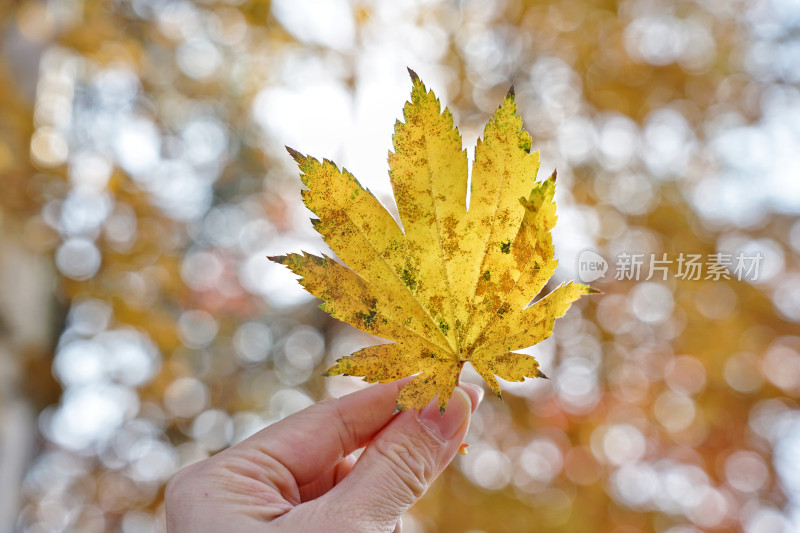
[0, 228, 58, 532]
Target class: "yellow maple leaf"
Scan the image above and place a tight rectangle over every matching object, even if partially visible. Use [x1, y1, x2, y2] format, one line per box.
[271, 70, 595, 412]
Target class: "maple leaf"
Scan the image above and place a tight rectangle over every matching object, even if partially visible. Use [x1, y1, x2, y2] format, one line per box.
[271, 69, 595, 412]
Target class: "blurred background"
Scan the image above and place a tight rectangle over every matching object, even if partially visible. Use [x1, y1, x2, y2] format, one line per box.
[1, 0, 799, 531]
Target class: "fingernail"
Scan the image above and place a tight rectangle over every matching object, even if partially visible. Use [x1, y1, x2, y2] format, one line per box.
[419, 387, 471, 440]
[458, 382, 484, 413]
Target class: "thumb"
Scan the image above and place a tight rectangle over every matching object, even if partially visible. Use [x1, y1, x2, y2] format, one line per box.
[317, 384, 480, 532]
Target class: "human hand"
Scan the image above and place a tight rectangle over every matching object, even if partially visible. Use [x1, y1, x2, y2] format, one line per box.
[165, 379, 483, 532]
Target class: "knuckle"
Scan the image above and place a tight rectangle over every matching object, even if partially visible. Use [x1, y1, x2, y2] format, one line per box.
[373, 434, 437, 501]
[302, 399, 360, 451]
[332, 400, 360, 450]
[165, 461, 204, 503]
[165, 469, 188, 501]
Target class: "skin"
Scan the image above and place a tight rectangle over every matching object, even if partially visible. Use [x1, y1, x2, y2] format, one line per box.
[165, 380, 483, 533]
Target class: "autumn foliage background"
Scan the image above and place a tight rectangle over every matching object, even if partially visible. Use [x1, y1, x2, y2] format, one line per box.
[1, 1, 800, 532]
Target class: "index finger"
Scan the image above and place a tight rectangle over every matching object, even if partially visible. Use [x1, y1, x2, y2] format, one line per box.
[230, 379, 408, 487]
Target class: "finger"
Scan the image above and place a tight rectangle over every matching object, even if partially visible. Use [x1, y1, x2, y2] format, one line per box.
[293, 381, 481, 503]
[230, 378, 409, 487]
[316, 385, 479, 531]
[298, 454, 357, 502]
[334, 453, 357, 484]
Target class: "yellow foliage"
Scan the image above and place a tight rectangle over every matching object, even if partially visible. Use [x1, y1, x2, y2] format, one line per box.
[272, 71, 594, 411]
